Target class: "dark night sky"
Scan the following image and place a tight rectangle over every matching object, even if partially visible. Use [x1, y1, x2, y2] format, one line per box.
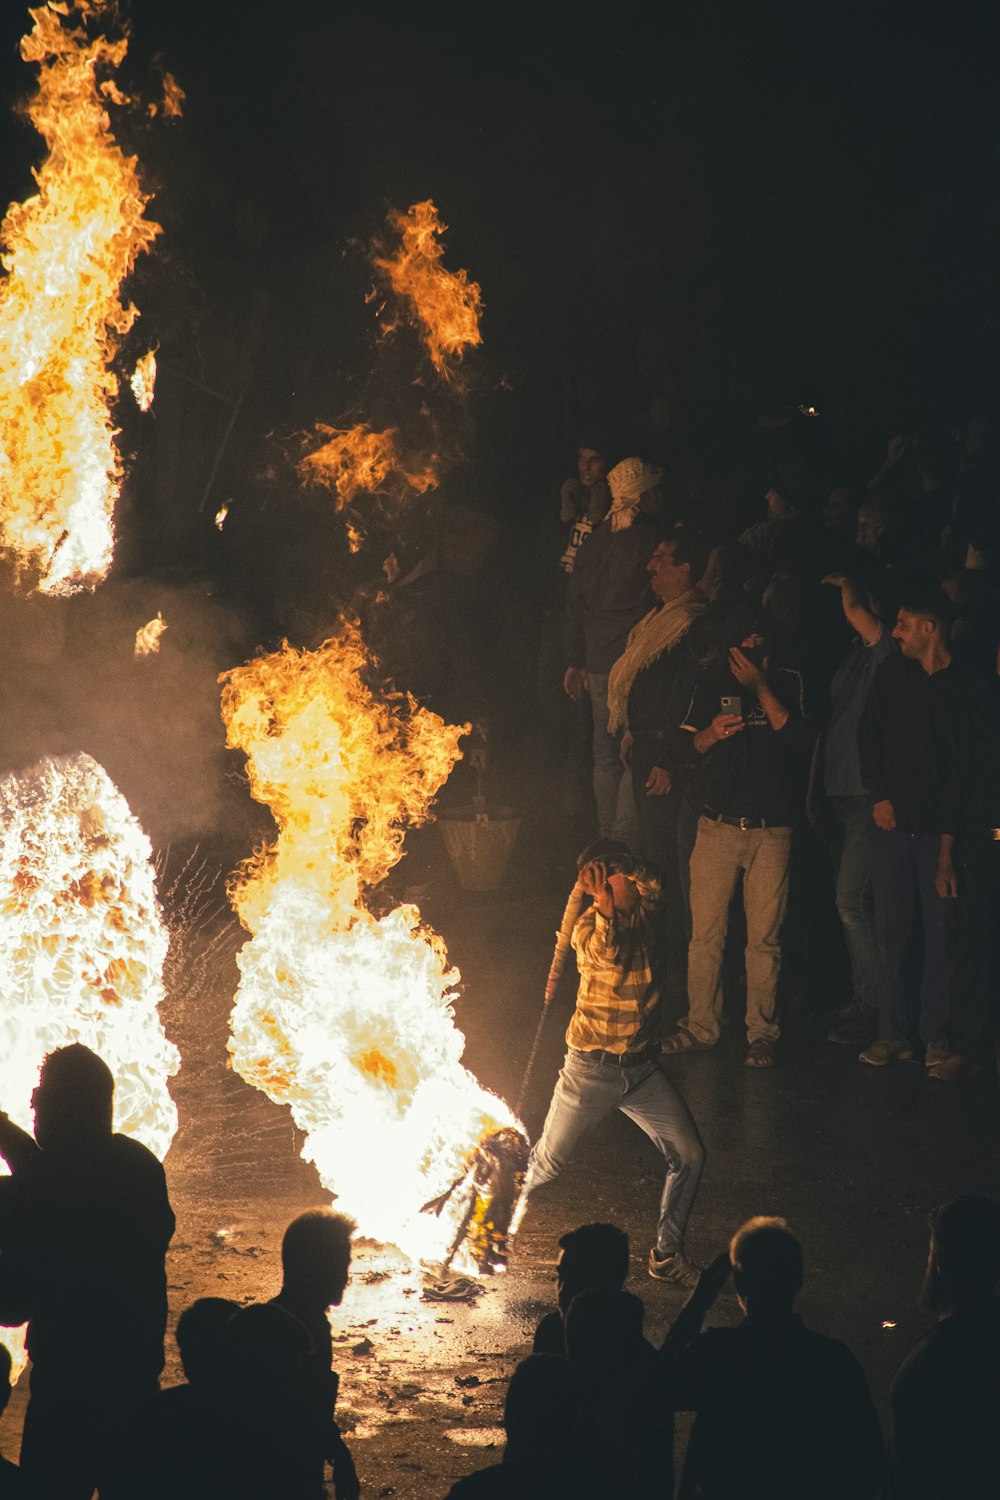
[1, 0, 1000, 596]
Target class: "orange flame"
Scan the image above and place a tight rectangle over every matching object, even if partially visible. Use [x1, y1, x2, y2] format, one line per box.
[0, 752, 180, 1376]
[220, 623, 519, 1260]
[0, 1, 161, 594]
[297, 423, 438, 509]
[373, 201, 483, 381]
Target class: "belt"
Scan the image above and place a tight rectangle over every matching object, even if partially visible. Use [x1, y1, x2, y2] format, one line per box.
[571, 1045, 658, 1068]
[702, 805, 775, 832]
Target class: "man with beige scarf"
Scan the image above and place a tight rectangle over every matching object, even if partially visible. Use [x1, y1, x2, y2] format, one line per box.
[610, 528, 710, 976]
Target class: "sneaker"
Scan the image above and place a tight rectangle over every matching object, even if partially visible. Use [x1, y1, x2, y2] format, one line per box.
[827, 1000, 877, 1046]
[859, 1038, 915, 1067]
[924, 1039, 951, 1068]
[648, 1248, 701, 1287]
[927, 1052, 980, 1083]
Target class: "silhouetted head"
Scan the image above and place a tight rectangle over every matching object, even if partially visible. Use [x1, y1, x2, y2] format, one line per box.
[730, 1216, 803, 1316]
[503, 1355, 582, 1463]
[33, 1044, 114, 1152]
[0, 1345, 11, 1422]
[556, 1222, 630, 1314]
[564, 1288, 645, 1367]
[176, 1297, 240, 1388]
[280, 1208, 355, 1310]
[923, 1196, 1000, 1315]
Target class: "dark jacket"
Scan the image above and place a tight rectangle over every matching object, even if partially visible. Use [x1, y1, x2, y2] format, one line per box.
[858, 652, 949, 834]
[565, 517, 658, 674]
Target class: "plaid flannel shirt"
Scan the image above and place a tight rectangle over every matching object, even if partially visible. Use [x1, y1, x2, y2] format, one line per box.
[566, 866, 663, 1054]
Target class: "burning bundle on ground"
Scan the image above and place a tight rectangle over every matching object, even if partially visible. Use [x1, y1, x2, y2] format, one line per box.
[0, 0, 164, 595]
[0, 751, 180, 1369]
[220, 621, 525, 1269]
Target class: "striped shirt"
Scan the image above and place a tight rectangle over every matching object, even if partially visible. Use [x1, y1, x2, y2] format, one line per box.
[566, 867, 663, 1054]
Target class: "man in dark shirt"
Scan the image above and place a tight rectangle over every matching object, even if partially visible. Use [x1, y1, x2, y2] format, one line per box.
[673, 1216, 883, 1500]
[533, 1222, 630, 1357]
[0, 1043, 175, 1500]
[857, 590, 958, 1066]
[889, 1195, 1000, 1499]
[661, 621, 815, 1066]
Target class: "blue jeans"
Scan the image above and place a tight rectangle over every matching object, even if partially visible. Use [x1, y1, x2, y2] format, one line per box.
[831, 795, 878, 1010]
[587, 671, 639, 845]
[523, 1048, 705, 1255]
[870, 826, 954, 1043]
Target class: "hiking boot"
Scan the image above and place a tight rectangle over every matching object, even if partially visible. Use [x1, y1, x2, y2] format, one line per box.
[648, 1248, 701, 1287]
[859, 1038, 915, 1067]
[827, 1000, 877, 1046]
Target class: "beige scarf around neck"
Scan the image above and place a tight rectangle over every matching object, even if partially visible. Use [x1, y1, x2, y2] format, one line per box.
[607, 588, 706, 733]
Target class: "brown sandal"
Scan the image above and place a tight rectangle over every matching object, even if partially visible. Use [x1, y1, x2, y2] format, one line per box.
[660, 1028, 715, 1055]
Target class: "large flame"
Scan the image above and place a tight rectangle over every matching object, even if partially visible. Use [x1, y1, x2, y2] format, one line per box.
[221, 622, 519, 1259]
[373, 201, 483, 381]
[0, 0, 162, 595]
[0, 752, 180, 1373]
[297, 423, 438, 508]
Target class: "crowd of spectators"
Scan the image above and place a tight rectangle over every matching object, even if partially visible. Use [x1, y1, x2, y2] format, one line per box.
[541, 416, 1000, 1076]
[1, 1046, 996, 1496]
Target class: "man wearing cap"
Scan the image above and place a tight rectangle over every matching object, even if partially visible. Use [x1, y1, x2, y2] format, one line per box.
[564, 456, 664, 844]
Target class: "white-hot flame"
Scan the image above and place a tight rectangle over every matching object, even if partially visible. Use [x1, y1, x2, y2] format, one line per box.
[0, 1, 161, 594]
[130, 350, 157, 412]
[221, 624, 518, 1260]
[0, 753, 180, 1375]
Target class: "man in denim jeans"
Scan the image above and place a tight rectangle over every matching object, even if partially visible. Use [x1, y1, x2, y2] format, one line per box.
[661, 620, 816, 1068]
[521, 841, 706, 1288]
[821, 574, 894, 1046]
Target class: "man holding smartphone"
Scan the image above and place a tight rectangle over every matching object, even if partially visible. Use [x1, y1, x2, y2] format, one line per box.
[520, 840, 706, 1287]
[661, 619, 816, 1067]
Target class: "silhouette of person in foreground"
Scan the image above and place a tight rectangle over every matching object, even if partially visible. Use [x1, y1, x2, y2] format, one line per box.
[0, 1044, 175, 1500]
[214, 1301, 319, 1498]
[105, 1296, 240, 1499]
[0, 1347, 26, 1497]
[889, 1195, 1000, 1499]
[445, 1353, 599, 1499]
[270, 1208, 360, 1500]
[565, 1288, 674, 1499]
[673, 1215, 883, 1500]
[533, 1222, 630, 1356]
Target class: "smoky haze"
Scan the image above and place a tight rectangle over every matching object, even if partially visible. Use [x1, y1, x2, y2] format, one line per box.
[0, 569, 263, 849]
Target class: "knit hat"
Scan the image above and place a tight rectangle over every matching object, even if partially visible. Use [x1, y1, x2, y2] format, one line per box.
[606, 456, 664, 531]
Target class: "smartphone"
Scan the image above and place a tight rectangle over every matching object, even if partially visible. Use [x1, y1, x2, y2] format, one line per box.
[719, 694, 742, 716]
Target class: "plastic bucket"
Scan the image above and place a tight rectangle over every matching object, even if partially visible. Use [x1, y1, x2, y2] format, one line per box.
[437, 806, 522, 891]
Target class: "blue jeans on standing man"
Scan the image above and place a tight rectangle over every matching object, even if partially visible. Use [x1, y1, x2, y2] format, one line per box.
[870, 826, 954, 1044]
[523, 1047, 705, 1256]
[831, 795, 879, 1010]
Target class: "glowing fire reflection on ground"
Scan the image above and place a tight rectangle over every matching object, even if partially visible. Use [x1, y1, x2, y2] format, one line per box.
[0, 0, 162, 594]
[220, 622, 521, 1263]
[0, 752, 179, 1374]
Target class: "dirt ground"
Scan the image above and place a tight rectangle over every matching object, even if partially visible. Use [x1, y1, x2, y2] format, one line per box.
[4, 819, 1000, 1497]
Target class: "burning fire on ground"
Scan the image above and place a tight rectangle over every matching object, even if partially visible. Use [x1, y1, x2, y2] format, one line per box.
[0, 0, 165, 595]
[220, 623, 524, 1269]
[373, 201, 483, 382]
[0, 752, 180, 1373]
